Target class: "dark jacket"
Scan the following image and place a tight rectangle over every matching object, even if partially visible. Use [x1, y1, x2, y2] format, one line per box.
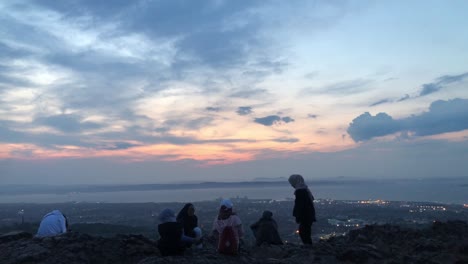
[250, 218, 283, 246]
[293, 188, 316, 224]
[157, 222, 185, 256]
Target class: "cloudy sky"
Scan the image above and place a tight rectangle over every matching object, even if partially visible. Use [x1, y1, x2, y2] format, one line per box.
[1, 0, 467, 184]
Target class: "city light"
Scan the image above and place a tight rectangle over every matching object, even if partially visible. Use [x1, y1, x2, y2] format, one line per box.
[359, 199, 388, 205]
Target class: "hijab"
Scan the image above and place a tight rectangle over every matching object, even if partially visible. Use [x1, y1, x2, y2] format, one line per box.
[288, 174, 315, 202]
[218, 199, 234, 220]
[158, 208, 176, 223]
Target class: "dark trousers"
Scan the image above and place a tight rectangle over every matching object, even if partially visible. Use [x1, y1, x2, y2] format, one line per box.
[299, 223, 312, 244]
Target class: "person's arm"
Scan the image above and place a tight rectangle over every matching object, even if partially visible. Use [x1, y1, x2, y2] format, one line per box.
[234, 216, 244, 238]
[181, 234, 195, 243]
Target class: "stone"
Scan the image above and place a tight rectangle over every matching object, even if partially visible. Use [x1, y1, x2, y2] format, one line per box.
[0, 231, 33, 243]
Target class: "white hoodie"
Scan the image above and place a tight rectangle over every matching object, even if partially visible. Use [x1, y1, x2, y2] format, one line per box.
[36, 210, 67, 237]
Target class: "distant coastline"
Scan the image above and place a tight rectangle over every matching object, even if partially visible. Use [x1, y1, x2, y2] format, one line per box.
[0, 179, 362, 195]
[1, 177, 467, 196]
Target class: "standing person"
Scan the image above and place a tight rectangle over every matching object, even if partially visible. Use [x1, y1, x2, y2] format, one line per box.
[157, 208, 197, 256]
[250, 210, 283, 246]
[211, 199, 244, 255]
[36, 210, 68, 237]
[177, 203, 202, 248]
[288, 174, 316, 245]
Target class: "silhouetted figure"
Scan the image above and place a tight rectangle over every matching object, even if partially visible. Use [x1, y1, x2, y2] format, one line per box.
[250, 210, 283, 246]
[211, 199, 244, 255]
[177, 203, 202, 248]
[288, 174, 316, 245]
[157, 208, 196, 256]
[36, 210, 68, 237]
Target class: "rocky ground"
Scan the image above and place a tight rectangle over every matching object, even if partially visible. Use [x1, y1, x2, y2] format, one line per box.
[1, 221, 467, 264]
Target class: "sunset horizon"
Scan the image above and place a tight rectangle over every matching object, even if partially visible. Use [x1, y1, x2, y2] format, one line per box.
[1, 0, 467, 185]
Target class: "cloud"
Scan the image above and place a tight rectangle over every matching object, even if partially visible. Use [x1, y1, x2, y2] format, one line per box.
[397, 94, 410, 102]
[316, 128, 328, 135]
[405, 98, 468, 136]
[304, 71, 319, 79]
[347, 98, 468, 141]
[419, 72, 468, 96]
[302, 79, 372, 96]
[163, 117, 215, 130]
[347, 112, 401, 141]
[307, 114, 318, 119]
[236, 106, 253, 116]
[229, 89, 269, 99]
[0, 121, 24, 143]
[0, 0, 289, 138]
[271, 137, 299, 143]
[254, 115, 294, 126]
[34, 114, 102, 133]
[420, 83, 440, 96]
[186, 117, 215, 130]
[100, 142, 142, 150]
[254, 115, 281, 126]
[205, 107, 221, 112]
[370, 99, 392, 107]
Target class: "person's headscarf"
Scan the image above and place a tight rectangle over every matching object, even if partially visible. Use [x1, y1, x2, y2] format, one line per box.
[261, 210, 273, 220]
[218, 199, 234, 220]
[176, 203, 193, 222]
[288, 174, 315, 202]
[158, 208, 176, 223]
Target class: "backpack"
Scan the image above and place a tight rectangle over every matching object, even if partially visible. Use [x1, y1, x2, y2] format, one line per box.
[217, 217, 238, 255]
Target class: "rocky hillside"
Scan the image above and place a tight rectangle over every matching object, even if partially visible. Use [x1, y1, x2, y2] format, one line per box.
[1, 221, 467, 264]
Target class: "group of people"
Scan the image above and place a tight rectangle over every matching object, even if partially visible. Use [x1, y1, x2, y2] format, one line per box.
[35, 174, 316, 256]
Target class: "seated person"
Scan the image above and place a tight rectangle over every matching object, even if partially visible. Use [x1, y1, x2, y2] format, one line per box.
[250, 210, 283, 246]
[177, 203, 203, 248]
[211, 199, 244, 255]
[36, 210, 68, 237]
[157, 208, 196, 256]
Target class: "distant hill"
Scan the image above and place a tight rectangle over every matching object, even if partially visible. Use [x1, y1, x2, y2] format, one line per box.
[0, 179, 362, 195]
[252, 176, 287, 182]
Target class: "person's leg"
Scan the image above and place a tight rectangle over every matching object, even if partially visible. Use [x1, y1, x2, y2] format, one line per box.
[193, 227, 203, 249]
[299, 223, 312, 244]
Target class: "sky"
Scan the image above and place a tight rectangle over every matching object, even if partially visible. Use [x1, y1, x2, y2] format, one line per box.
[1, 0, 467, 184]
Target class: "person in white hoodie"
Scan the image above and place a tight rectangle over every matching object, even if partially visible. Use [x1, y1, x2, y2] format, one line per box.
[36, 210, 68, 237]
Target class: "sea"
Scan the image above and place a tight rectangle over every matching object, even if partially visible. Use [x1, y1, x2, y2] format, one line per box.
[0, 179, 466, 204]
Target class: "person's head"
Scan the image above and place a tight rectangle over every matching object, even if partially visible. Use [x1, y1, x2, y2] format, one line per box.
[218, 199, 234, 220]
[159, 208, 176, 223]
[187, 204, 195, 216]
[177, 203, 195, 221]
[288, 174, 305, 189]
[262, 210, 273, 220]
[220, 199, 233, 209]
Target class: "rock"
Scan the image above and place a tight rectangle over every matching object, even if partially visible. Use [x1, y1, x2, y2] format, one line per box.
[1, 221, 467, 264]
[0, 231, 33, 243]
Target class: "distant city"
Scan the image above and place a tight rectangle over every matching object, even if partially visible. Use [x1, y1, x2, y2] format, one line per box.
[1, 177, 467, 204]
